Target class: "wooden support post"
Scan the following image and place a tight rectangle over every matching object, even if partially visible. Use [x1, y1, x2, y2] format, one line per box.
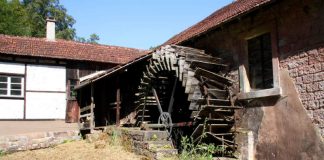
[116, 76, 121, 127]
[167, 78, 177, 114]
[90, 84, 95, 132]
[152, 88, 163, 114]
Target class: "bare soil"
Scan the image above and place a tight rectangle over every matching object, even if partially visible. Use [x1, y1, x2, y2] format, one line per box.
[1, 140, 146, 160]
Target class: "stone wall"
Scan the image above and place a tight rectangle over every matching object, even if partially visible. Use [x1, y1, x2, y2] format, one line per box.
[185, 0, 324, 137]
[281, 46, 324, 136]
[0, 130, 80, 153]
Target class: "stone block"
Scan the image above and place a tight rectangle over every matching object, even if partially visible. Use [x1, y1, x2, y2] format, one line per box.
[314, 91, 324, 99]
[318, 81, 324, 91]
[296, 84, 306, 93]
[306, 83, 319, 92]
[314, 72, 324, 82]
[302, 74, 314, 84]
[53, 131, 68, 138]
[295, 77, 303, 85]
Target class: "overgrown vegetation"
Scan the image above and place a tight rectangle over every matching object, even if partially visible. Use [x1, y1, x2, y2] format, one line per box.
[178, 119, 226, 160]
[178, 136, 219, 160]
[0, 149, 5, 157]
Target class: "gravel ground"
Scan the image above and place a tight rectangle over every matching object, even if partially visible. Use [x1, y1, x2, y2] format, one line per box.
[1, 140, 146, 160]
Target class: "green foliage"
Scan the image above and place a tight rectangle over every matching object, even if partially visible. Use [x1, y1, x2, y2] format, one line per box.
[0, 0, 76, 40]
[76, 33, 100, 44]
[0, 0, 31, 36]
[178, 119, 225, 160]
[22, 0, 76, 40]
[179, 136, 218, 160]
[0, 149, 5, 157]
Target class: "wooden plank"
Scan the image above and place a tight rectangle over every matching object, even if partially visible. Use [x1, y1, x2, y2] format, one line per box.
[185, 53, 222, 63]
[185, 70, 195, 93]
[178, 58, 185, 81]
[208, 88, 228, 99]
[80, 113, 92, 118]
[190, 60, 227, 72]
[202, 105, 243, 110]
[201, 76, 226, 89]
[153, 61, 161, 72]
[189, 100, 199, 110]
[152, 88, 163, 114]
[195, 68, 233, 86]
[197, 98, 231, 106]
[168, 78, 177, 114]
[116, 85, 121, 127]
[90, 84, 95, 132]
[237, 87, 281, 100]
[80, 105, 92, 113]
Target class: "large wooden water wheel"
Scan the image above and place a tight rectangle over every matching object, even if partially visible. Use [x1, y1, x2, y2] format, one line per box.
[134, 45, 241, 157]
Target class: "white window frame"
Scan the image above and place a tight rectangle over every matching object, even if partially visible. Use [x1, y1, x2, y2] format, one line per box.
[0, 75, 24, 98]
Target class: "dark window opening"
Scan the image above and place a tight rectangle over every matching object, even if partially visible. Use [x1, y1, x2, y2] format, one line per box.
[248, 33, 273, 90]
[69, 79, 78, 100]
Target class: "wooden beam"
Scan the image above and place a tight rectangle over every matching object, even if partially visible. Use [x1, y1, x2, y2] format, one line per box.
[116, 86, 121, 127]
[195, 68, 233, 86]
[152, 88, 163, 114]
[90, 84, 95, 132]
[190, 60, 227, 72]
[185, 53, 222, 63]
[237, 87, 281, 100]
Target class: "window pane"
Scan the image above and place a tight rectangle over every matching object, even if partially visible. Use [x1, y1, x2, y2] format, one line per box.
[0, 89, 7, 95]
[10, 90, 21, 96]
[11, 84, 21, 90]
[0, 83, 7, 89]
[11, 77, 22, 83]
[248, 33, 273, 90]
[0, 76, 7, 82]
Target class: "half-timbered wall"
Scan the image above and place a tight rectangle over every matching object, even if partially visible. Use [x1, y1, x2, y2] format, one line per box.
[25, 64, 66, 119]
[0, 62, 25, 119]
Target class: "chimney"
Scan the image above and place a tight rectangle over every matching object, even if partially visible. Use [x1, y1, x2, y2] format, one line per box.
[46, 17, 56, 41]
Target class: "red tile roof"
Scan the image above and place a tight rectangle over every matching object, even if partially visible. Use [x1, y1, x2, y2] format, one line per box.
[0, 34, 147, 64]
[164, 0, 273, 45]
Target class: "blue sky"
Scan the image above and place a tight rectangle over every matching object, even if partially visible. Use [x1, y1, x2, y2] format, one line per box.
[60, 0, 232, 49]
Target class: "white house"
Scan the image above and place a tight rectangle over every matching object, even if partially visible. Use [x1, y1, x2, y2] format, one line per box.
[0, 19, 145, 121]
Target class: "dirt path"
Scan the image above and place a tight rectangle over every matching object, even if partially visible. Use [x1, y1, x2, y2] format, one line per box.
[1, 140, 145, 160]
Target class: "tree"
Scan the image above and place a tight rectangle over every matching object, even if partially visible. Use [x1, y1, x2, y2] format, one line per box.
[76, 33, 100, 44]
[0, 0, 30, 36]
[88, 33, 100, 44]
[22, 0, 76, 40]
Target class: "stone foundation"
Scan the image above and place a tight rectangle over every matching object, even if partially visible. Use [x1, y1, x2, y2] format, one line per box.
[0, 130, 80, 153]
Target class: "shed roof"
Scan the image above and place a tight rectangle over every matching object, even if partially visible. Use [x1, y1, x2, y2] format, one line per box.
[164, 0, 273, 45]
[0, 34, 147, 64]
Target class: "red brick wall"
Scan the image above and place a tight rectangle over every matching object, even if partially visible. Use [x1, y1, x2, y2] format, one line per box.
[185, 0, 324, 136]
